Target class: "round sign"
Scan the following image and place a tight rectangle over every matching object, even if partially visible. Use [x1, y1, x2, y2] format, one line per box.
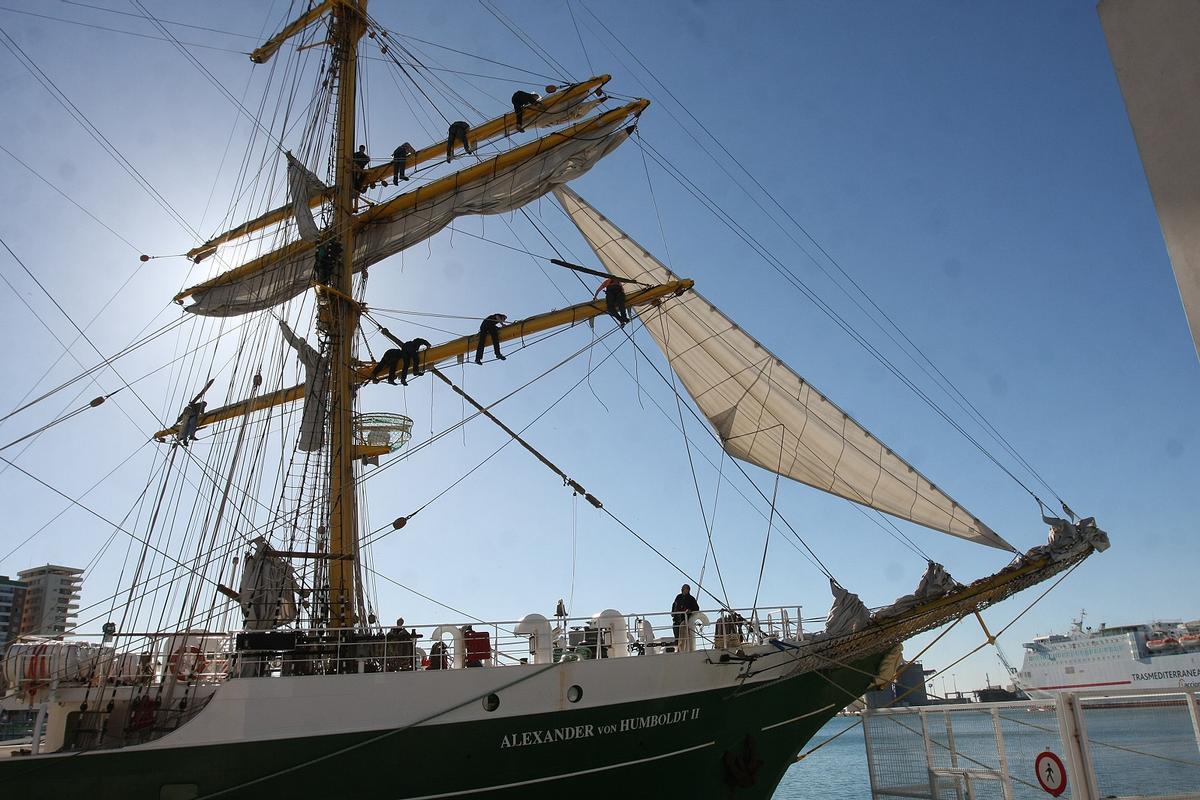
[1035, 750, 1067, 797]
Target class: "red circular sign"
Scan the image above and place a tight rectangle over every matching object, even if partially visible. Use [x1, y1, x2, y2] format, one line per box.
[1035, 750, 1067, 797]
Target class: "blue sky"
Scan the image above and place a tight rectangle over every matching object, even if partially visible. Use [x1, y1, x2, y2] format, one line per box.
[0, 0, 1196, 698]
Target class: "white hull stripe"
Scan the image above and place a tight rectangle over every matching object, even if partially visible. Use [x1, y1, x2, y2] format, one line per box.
[402, 741, 717, 799]
[760, 703, 836, 732]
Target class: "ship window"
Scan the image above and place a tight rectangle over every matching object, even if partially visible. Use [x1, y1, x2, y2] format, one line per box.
[482, 693, 500, 712]
[567, 684, 583, 703]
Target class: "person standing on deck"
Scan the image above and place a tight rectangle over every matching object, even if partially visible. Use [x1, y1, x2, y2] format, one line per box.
[594, 276, 631, 327]
[391, 142, 416, 183]
[511, 90, 544, 132]
[446, 121, 472, 162]
[475, 313, 508, 363]
[671, 584, 700, 646]
[279, 320, 329, 451]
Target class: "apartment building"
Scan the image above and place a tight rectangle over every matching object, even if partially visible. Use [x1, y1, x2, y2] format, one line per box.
[0, 575, 27, 646]
[17, 565, 83, 638]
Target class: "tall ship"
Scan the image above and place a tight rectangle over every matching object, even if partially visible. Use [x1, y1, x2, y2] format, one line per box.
[1015, 615, 1200, 699]
[0, 2, 1110, 797]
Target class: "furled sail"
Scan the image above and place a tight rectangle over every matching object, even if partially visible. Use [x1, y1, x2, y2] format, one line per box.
[285, 153, 326, 244]
[279, 321, 327, 451]
[179, 102, 645, 316]
[554, 186, 1011, 549]
[185, 77, 611, 262]
[238, 538, 300, 630]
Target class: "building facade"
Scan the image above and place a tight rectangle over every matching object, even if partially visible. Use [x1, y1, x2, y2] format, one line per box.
[865, 660, 930, 709]
[17, 565, 83, 638]
[0, 576, 27, 647]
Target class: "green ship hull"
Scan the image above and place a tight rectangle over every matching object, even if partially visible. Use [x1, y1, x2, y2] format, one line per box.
[0, 654, 882, 799]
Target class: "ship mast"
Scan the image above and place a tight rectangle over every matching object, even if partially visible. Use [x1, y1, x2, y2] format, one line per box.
[327, 0, 367, 631]
[252, 0, 368, 632]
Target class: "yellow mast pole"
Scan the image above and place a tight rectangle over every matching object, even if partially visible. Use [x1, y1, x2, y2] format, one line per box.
[328, 0, 367, 632]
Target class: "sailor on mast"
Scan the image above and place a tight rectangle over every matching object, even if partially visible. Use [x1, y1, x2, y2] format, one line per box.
[474, 313, 508, 363]
[391, 142, 416, 183]
[511, 89, 545, 132]
[371, 328, 431, 385]
[352, 144, 370, 192]
[594, 277, 631, 327]
[174, 378, 213, 446]
[176, 400, 206, 447]
[446, 121, 473, 162]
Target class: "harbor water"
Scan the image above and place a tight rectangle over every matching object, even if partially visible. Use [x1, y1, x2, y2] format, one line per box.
[775, 706, 1200, 798]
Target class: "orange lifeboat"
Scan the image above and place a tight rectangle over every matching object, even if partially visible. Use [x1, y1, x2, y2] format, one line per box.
[1145, 636, 1179, 653]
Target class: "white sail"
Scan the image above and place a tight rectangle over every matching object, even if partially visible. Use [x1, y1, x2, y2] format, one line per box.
[555, 186, 1010, 550]
[285, 153, 326, 244]
[238, 538, 300, 630]
[184, 117, 636, 317]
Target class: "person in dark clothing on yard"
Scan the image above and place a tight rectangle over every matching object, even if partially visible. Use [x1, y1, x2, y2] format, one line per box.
[371, 329, 431, 385]
[446, 121, 472, 162]
[391, 142, 416, 183]
[176, 399, 206, 446]
[352, 144, 370, 192]
[397, 337, 431, 385]
[511, 89, 544, 132]
[593, 276, 631, 326]
[671, 583, 700, 645]
[474, 313, 508, 363]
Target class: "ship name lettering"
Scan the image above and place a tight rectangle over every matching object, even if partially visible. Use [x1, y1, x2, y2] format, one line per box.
[1131, 668, 1200, 682]
[501, 724, 595, 749]
[618, 707, 700, 732]
[499, 707, 700, 748]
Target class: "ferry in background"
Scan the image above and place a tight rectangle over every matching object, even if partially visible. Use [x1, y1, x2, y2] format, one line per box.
[1014, 613, 1200, 699]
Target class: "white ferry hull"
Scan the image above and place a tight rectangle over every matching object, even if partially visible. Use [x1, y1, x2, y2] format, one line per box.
[1019, 623, 1200, 699]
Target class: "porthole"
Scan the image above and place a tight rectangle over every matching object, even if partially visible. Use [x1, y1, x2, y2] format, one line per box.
[482, 693, 500, 712]
[567, 684, 583, 703]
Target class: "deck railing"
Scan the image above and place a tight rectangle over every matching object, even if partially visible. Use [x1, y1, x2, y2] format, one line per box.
[862, 687, 1200, 800]
[3, 605, 816, 690]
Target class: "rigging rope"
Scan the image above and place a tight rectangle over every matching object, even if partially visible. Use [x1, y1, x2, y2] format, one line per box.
[0, 24, 201, 241]
[656, 312, 729, 608]
[0, 392, 116, 452]
[428, 367, 602, 507]
[0, 235, 160, 424]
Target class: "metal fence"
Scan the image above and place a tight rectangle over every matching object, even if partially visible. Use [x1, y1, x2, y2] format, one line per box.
[863, 688, 1200, 800]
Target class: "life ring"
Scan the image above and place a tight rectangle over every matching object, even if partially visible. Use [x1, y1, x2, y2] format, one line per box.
[168, 646, 207, 680]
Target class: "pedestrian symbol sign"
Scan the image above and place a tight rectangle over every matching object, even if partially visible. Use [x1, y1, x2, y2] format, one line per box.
[1035, 750, 1067, 796]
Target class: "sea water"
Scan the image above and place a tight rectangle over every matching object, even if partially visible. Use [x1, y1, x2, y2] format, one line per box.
[775, 707, 1200, 798]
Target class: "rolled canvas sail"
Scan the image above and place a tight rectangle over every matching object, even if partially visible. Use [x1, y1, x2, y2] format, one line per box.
[182, 115, 637, 317]
[185, 78, 611, 262]
[286, 153, 326, 244]
[555, 185, 1010, 550]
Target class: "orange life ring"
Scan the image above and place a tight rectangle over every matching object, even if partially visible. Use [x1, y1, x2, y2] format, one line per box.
[168, 646, 207, 680]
